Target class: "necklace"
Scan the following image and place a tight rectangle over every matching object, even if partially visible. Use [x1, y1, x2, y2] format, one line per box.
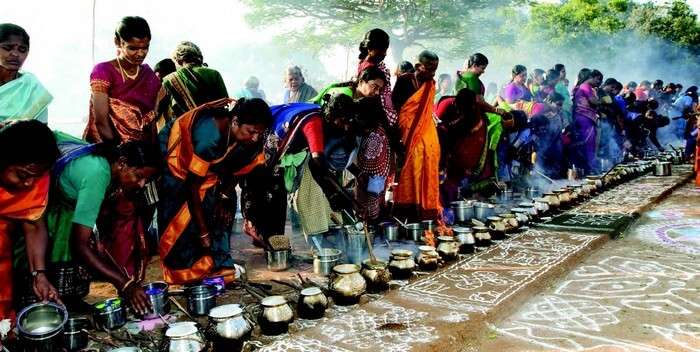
[116, 57, 139, 82]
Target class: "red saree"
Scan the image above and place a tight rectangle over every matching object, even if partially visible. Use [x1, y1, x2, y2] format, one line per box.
[394, 80, 442, 221]
[0, 174, 50, 320]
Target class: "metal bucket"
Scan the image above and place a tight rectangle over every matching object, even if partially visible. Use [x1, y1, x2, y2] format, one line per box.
[345, 233, 367, 265]
[313, 248, 342, 276]
[402, 223, 422, 241]
[380, 222, 400, 241]
[265, 250, 289, 271]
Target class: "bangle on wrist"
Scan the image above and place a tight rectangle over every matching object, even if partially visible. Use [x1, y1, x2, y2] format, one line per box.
[120, 277, 135, 292]
[200, 232, 210, 239]
[31, 269, 47, 278]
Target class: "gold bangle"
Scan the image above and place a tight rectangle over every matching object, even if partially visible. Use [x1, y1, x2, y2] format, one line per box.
[200, 232, 210, 239]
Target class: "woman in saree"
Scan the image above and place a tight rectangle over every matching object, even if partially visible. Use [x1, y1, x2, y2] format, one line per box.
[312, 66, 386, 104]
[13, 133, 160, 315]
[0, 121, 60, 323]
[454, 53, 508, 117]
[155, 41, 229, 131]
[84, 16, 160, 144]
[158, 98, 272, 285]
[437, 88, 526, 204]
[0, 24, 52, 122]
[392, 50, 441, 222]
[554, 64, 572, 123]
[242, 94, 360, 247]
[571, 68, 603, 175]
[356, 28, 397, 126]
[434, 74, 453, 104]
[500, 65, 532, 106]
[283, 66, 318, 104]
[355, 97, 391, 223]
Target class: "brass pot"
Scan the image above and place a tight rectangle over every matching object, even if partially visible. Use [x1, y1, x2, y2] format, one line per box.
[361, 259, 392, 293]
[436, 236, 460, 262]
[416, 245, 440, 271]
[388, 249, 416, 280]
[206, 304, 252, 350]
[532, 198, 550, 214]
[486, 216, 507, 241]
[297, 287, 328, 320]
[472, 226, 492, 248]
[329, 264, 366, 305]
[542, 193, 560, 209]
[498, 213, 520, 233]
[510, 208, 531, 226]
[554, 189, 571, 205]
[453, 227, 475, 254]
[258, 296, 294, 335]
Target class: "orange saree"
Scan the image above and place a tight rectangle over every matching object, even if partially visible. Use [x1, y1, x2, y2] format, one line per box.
[394, 80, 442, 221]
[0, 174, 50, 320]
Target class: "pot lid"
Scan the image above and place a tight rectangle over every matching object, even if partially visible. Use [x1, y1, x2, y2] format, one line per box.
[452, 226, 471, 233]
[418, 245, 436, 252]
[300, 287, 323, 296]
[261, 295, 287, 307]
[314, 248, 342, 258]
[362, 259, 387, 269]
[499, 213, 515, 218]
[486, 216, 502, 221]
[390, 249, 413, 257]
[165, 323, 198, 338]
[437, 236, 455, 241]
[208, 304, 243, 319]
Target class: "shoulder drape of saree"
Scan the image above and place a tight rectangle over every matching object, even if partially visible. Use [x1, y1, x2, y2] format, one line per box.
[0, 72, 53, 122]
[160, 98, 242, 284]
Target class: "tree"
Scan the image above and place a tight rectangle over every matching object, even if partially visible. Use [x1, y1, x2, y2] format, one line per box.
[629, 0, 700, 54]
[242, 0, 523, 61]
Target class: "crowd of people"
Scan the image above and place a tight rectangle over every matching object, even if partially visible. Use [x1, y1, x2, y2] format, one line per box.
[1, 17, 699, 328]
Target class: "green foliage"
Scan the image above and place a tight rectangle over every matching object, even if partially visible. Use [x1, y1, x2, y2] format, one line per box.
[242, 0, 523, 60]
[629, 0, 700, 53]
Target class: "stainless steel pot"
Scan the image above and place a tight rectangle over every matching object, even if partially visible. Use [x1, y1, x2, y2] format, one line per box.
[329, 264, 366, 305]
[474, 202, 496, 221]
[416, 245, 440, 271]
[388, 249, 416, 280]
[346, 230, 368, 264]
[164, 321, 206, 352]
[361, 259, 392, 293]
[297, 287, 328, 320]
[93, 298, 126, 330]
[654, 162, 672, 176]
[313, 248, 342, 276]
[141, 281, 170, 320]
[186, 285, 217, 316]
[381, 222, 400, 241]
[421, 220, 435, 232]
[207, 304, 252, 350]
[259, 296, 294, 336]
[265, 250, 289, 271]
[17, 302, 68, 352]
[436, 236, 459, 262]
[402, 223, 422, 241]
[64, 317, 89, 352]
[452, 201, 475, 224]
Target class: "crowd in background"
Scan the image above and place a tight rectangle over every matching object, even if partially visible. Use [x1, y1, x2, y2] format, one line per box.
[1, 17, 698, 332]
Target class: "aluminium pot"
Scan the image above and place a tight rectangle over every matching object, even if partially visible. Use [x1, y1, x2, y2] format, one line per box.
[141, 281, 170, 320]
[402, 223, 422, 242]
[451, 201, 475, 224]
[380, 222, 400, 241]
[474, 202, 496, 222]
[313, 248, 342, 276]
